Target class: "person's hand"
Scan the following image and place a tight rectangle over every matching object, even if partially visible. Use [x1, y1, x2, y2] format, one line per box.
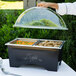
[37, 2, 58, 10]
[37, 2, 50, 8]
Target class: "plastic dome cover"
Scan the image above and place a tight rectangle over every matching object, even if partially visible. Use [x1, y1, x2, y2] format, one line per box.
[14, 7, 68, 30]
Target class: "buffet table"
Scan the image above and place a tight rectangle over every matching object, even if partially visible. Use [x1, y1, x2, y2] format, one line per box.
[0, 59, 76, 76]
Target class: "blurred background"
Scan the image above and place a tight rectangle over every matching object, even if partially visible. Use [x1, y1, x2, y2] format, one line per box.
[0, 0, 76, 71]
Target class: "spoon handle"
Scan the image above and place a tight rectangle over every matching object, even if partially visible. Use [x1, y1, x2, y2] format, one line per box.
[0, 57, 21, 76]
[1, 68, 21, 76]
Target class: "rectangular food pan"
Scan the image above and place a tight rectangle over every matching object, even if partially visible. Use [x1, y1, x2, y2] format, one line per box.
[5, 38, 65, 50]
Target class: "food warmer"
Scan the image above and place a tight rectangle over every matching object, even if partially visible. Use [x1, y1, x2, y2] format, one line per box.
[5, 7, 68, 71]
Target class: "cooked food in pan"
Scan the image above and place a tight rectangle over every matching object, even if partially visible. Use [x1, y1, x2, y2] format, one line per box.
[14, 40, 35, 45]
[37, 40, 62, 47]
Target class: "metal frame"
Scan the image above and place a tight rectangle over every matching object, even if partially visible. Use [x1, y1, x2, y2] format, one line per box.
[5, 38, 65, 50]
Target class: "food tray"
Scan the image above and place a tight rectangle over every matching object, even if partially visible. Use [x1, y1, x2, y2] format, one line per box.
[5, 38, 65, 50]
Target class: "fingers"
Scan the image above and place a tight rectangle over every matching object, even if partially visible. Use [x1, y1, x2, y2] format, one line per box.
[37, 3, 44, 7]
[37, 2, 50, 8]
[37, 2, 47, 7]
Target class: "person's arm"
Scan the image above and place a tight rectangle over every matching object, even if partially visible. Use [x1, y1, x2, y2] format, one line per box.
[56, 2, 76, 15]
[37, 2, 58, 9]
[37, 2, 76, 15]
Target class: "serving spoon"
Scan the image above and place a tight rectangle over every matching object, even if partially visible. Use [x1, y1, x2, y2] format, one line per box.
[0, 57, 21, 76]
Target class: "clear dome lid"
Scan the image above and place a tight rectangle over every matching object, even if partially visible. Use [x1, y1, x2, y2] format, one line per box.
[14, 7, 68, 30]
